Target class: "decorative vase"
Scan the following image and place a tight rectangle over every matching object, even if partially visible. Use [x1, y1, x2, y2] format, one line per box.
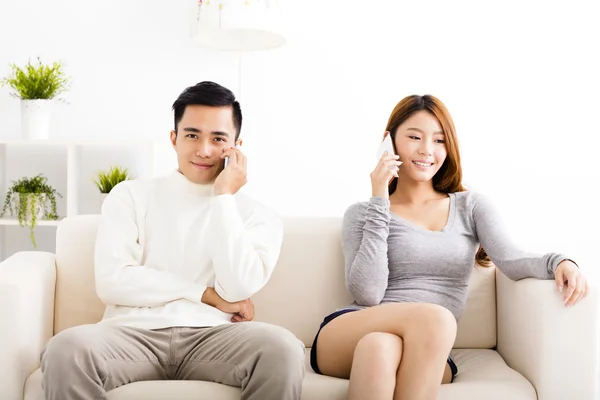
[13, 193, 46, 221]
[100, 193, 108, 209]
[21, 99, 51, 140]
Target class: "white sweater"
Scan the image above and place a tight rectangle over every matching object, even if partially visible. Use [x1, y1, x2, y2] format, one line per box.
[94, 170, 283, 330]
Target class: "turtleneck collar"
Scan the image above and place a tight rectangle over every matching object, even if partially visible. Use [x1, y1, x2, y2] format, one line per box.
[169, 169, 215, 197]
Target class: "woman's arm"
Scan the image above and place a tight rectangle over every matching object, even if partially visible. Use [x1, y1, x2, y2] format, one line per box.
[342, 197, 391, 306]
[471, 192, 569, 280]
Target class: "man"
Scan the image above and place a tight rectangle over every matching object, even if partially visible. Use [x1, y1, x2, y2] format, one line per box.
[40, 81, 305, 400]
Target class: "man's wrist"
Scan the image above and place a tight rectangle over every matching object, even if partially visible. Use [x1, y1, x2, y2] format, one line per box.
[214, 187, 234, 196]
[201, 287, 218, 307]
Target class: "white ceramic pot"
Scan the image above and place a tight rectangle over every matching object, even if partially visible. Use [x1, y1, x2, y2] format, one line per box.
[21, 99, 52, 140]
[100, 193, 108, 209]
[12, 193, 46, 221]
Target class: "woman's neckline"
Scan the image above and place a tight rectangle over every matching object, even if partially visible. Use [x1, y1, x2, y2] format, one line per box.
[389, 193, 456, 234]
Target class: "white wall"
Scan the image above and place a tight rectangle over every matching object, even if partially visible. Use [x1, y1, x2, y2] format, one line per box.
[0, 1, 598, 278]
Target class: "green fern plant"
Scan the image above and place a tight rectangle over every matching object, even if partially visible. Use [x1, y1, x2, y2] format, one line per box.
[93, 166, 133, 194]
[0, 57, 69, 99]
[0, 174, 62, 247]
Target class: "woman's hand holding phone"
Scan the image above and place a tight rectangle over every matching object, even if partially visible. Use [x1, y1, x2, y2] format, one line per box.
[371, 151, 401, 199]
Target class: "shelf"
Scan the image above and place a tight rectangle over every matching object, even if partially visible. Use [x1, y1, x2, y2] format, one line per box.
[0, 139, 157, 217]
[0, 218, 61, 226]
[0, 138, 156, 260]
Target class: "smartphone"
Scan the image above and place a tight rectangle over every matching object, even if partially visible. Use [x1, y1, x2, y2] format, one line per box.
[223, 144, 238, 168]
[376, 134, 396, 160]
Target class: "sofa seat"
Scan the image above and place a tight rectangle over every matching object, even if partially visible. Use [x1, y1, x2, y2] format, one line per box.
[5, 216, 596, 399]
[23, 348, 535, 400]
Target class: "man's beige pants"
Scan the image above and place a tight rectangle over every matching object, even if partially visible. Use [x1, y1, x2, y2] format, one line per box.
[40, 321, 306, 400]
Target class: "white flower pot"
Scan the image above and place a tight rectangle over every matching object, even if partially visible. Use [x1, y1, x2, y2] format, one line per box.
[100, 193, 108, 209]
[12, 193, 46, 222]
[21, 99, 52, 140]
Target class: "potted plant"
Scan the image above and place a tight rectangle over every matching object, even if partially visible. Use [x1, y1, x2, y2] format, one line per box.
[0, 57, 69, 140]
[0, 174, 62, 248]
[93, 166, 133, 207]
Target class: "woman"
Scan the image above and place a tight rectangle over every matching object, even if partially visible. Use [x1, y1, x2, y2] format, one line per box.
[310, 95, 588, 400]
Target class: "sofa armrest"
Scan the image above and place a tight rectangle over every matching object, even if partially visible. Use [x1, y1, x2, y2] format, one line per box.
[496, 269, 599, 400]
[0, 252, 56, 400]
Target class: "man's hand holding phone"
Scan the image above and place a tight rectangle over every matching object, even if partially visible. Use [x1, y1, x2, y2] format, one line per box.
[214, 146, 247, 196]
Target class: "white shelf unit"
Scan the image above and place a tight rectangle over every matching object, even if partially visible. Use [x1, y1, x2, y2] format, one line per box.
[0, 219, 61, 226]
[0, 139, 157, 259]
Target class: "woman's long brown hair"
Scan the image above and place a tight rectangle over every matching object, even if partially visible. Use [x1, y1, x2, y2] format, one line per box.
[385, 95, 492, 267]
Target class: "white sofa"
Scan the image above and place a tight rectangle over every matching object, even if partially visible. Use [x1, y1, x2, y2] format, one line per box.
[0, 215, 598, 400]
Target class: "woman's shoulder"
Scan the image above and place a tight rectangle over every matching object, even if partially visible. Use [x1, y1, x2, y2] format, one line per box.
[343, 197, 389, 219]
[451, 189, 496, 214]
[343, 200, 370, 218]
[452, 189, 489, 202]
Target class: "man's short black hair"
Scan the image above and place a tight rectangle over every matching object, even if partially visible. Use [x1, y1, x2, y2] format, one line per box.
[172, 81, 242, 139]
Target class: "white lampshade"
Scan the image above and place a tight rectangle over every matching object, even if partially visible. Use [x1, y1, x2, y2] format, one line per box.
[192, 0, 286, 51]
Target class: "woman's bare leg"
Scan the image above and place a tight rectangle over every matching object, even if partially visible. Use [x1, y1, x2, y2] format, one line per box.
[347, 332, 403, 400]
[316, 302, 457, 400]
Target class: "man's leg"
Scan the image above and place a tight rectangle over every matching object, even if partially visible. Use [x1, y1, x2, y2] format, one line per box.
[40, 324, 172, 400]
[174, 322, 306, 400]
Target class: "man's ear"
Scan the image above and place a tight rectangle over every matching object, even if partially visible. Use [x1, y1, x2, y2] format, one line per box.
[170, 130, 177, 148]
[236, 139, 243, 147]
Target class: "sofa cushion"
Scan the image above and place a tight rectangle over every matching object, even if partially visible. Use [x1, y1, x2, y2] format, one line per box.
[24, 349, 535, 400]
[54, 215, 105, 333]
[53, 215, 496, 349]
[443, 349, 536, 399]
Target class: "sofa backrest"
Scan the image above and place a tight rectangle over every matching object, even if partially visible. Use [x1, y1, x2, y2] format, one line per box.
[54, 215, 496, 349]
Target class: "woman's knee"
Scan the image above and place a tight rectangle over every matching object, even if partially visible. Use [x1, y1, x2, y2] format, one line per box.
[405, 304, 457, 351]
[353, 332, 403, 370]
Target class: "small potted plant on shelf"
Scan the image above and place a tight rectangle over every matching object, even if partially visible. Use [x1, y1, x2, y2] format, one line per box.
[0, 57, 70, 140]
[93, 166, 133, 207]
[0, 174, 62, 248]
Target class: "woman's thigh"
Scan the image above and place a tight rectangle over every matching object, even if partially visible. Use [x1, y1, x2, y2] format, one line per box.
[315, 303, 456, 381]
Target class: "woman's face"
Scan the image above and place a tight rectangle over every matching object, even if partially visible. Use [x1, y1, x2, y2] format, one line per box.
[392, 110, 448, 183]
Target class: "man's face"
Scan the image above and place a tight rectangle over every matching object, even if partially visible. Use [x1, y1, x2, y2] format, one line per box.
[170, 105, 238, 184]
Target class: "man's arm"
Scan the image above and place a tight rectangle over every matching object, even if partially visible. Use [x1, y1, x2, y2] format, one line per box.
[208, 195, 284, 303]
[94, 182, 207, 307]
